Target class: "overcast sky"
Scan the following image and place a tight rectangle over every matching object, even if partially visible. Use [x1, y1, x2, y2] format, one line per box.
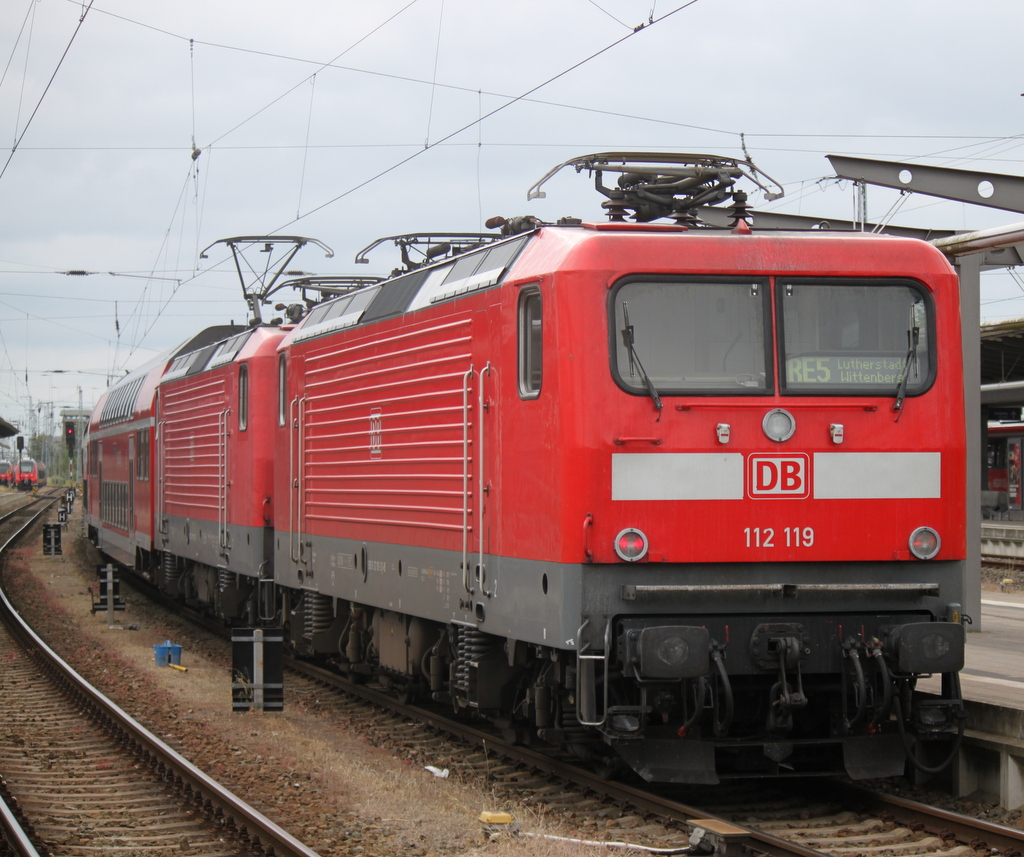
[1, 0, 1023, 435]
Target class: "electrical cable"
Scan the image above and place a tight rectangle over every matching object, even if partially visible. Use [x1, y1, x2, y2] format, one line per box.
[296, 74, 316, 218]
[106, 0, 708, 375]
[0, 1, 95, 185]
[289, 0, 706, 228]
[0, 1, 35, 95]
[424, 0, 445, 148]
[583, 0, 633, 30]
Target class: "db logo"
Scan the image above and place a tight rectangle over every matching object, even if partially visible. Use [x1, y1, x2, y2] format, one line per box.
[748, 454, 810, 498]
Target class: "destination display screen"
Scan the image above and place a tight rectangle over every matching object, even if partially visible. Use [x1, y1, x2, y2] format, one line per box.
[784, 354, 905, 386]
[779, 279, 932, 395]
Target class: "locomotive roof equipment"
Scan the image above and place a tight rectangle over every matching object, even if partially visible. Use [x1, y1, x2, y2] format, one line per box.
[355, 232, 494, 272]
[266, 275, 386, 324]
[199, 235, 334, 326]
[527, 151, 785, 224]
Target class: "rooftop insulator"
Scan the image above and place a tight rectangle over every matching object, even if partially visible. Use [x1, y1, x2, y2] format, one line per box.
[728, 190, 753, 229]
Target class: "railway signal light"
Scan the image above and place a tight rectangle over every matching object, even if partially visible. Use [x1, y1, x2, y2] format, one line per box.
[64, 420, 76, 452]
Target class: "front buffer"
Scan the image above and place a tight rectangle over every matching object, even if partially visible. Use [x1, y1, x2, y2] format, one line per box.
[575, 570, 966, 783]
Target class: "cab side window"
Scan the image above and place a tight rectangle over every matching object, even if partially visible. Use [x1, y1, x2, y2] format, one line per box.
[518, 287, 542, 399]
[239, 364, 249, 431]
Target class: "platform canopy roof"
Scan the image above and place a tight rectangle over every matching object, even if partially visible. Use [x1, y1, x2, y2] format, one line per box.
[0, 418, 18, 439]
[982, 318, 1024, 385]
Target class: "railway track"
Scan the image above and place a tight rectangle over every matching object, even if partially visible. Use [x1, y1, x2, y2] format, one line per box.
[17, 517, 1024, 857]
[121, 565, 1024, 857]
[0, 494, 322, 857]
[287, 656, 1024, 857]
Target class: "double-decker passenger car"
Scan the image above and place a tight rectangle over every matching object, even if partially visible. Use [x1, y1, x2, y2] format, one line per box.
[87, 154, 967, 783]
[86, 327, 245, 570]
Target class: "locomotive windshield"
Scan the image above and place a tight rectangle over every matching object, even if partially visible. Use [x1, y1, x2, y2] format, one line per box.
[610, 276, 933, 399]
[779, 279, 932, 396]
[611, 278, 771, 395]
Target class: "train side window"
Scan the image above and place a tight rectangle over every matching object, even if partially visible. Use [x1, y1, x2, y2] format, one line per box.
[239, 364, 249, 431]
[278, 355, 287, 427]
[136, 430, 150, 481]
[518, 287, 542, 398]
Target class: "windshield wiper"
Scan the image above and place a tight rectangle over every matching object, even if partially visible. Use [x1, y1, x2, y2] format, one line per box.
[893, 320, 920, 418]
[621, 302, 663, 412]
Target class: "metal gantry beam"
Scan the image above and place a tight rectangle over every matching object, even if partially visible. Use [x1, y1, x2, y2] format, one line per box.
[829, 155, 1024, 215]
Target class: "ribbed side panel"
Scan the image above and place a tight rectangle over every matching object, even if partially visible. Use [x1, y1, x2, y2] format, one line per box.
[161, 375, 227, 518]
[300, 314, 474, 537]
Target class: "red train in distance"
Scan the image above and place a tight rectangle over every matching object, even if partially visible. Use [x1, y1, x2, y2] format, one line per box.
[0, 460, 12, 487]
[86, 153, 968, 784]
[15, 458, 47, 490]
[986, 421, 1024, 512]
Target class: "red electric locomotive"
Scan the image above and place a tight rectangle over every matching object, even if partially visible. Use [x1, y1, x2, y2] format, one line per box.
[87, 153, 968, 783]
[155, 325, 283, 621]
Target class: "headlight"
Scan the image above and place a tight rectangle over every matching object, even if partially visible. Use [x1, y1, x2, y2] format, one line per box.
[615, 528, 648, 562]
[762, 408, 796, 442]
[908, 526, 941, 560]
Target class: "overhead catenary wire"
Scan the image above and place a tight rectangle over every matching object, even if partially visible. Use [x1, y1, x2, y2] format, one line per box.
[288, 0, 708, 227]
[12, 0, 37, 148]
[0, 1, 36, 96]
[12, 0, 1019, 391]
[115, 0, 708, 371]
[0, 0, 95, 185]
[195, 0, 425, 151]
[296, 75, 317, 219]
[424, 0, 445, 148]
[114, 0, 426, 373]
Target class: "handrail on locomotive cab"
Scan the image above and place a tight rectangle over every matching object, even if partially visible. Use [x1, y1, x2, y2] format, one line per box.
[218, 409, 230, 550]
[289, 397, 304, 565]
[156, 420, 167, 536]
[461, 366, 474, 595]
[478, 363, 491, 598]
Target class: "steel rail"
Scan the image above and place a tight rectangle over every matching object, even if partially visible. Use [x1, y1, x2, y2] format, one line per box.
[121, 565, 1024, 857]
[286, 658, 1024, 857]
[285, 657, 823, 857]
[0, 499, 323, 857]
[0, 494, 61, 856]
[822, 782, 1024, 857]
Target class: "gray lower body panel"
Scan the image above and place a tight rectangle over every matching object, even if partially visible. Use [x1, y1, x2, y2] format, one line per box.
[274, 532, 582, 650]
[162, 514, 267, 579]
